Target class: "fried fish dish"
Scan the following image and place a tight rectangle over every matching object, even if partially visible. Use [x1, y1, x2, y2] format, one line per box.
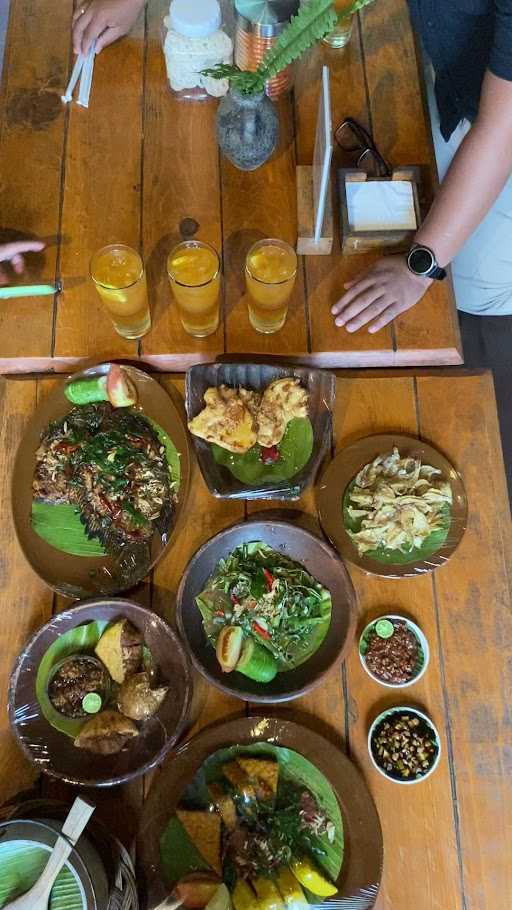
[33, 402, 174, 559]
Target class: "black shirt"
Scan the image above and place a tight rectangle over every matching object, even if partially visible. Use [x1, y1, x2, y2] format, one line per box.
[407, 0, 512, 140]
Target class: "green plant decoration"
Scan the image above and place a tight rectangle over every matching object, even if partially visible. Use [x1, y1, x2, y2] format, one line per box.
[203, 0, 377, 95]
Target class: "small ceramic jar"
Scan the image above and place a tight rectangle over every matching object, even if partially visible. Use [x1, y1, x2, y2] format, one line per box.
[163, 0, 233, 101]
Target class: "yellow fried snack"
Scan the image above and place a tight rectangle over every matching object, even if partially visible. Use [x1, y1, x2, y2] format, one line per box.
[257, 379, 309, 448]
[188, 386, 258, 454]
[221, 761, 256, 802]
[176, 810, 222, 875]
[237, 758, 279, 801]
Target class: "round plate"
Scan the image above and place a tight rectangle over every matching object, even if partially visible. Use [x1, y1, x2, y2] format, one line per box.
[317, 433, 467, 578]
[12, 363, 191, 597]
[8, 598, 193, 787]
[137, 716, 383, 910]
[176, 517, 357, 703]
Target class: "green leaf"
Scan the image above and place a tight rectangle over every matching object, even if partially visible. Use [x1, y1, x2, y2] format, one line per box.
[35, 620, 111, 739]
[257, 0, 338, 83]
[343, 482, 452, 566]
[211, 417, 314, 486]
[0, 842, 83, 910]
[31, 502, 106, 557]
[280, 587, 332, 670]
[159, 743, 344, 888]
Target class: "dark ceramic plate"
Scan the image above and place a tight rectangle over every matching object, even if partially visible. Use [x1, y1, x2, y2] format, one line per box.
[137, 716, 383, 910]
[12, 363, 191, 598]
[185, 362, 335, 499]
[176, 517, 357, 702]
[8, 599, 192, 787]
[317, 433, 468, 578]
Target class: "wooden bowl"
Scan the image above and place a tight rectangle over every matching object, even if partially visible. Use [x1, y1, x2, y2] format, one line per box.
[8, 599, 192, 787]
[176, 516, 357, 703]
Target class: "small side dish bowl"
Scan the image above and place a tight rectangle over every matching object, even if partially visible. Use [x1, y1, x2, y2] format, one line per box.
[368, 706, 441, 785]
[359, 614, 430, 689]
[8, 598, 192, 787]
[185, 362, 335, 500]
[176, 517, 357, 703]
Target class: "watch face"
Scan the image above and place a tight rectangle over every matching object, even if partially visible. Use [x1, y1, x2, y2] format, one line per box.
[409, 247, 435, 276]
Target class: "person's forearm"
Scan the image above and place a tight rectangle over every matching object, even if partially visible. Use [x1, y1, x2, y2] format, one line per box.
[415, 72, 512, 266]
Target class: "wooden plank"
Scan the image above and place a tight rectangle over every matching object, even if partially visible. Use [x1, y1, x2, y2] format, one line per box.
[0, 0, 71, 366]
[141, 0, 224, 366]
[0, 378, 54, 805]
[223, 97, 309, 356]
[360, 0, 462, 365]
[417, 373, 512, 909]
[333, 377, 463, 910]
[53, 18, 145, 362]
[295, 33, 395, 366]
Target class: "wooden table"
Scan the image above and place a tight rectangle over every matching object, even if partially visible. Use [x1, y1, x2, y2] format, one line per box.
[0, 369, 510, 909]
[0, 0, 462, 373]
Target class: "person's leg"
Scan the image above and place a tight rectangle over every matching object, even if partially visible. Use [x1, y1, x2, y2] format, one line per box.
[459, 312, 512, 499]
[424, 62, 512, 316]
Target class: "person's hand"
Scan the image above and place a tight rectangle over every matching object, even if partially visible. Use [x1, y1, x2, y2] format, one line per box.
[331, 255, 433, 334]
[0, 240, 45, 285]
[72, 0, 144, 56]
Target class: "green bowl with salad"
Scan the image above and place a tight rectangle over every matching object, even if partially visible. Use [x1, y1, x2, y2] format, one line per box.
[176, 518, 357, 703]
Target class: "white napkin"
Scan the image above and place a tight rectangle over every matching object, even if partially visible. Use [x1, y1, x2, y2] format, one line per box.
[347, 181, 417, 232]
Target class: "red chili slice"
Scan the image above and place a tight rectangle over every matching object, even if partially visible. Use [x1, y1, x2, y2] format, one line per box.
[263, 568, 274, 590]
[252, 621, 271, 640]
[260, 445, 280, 465]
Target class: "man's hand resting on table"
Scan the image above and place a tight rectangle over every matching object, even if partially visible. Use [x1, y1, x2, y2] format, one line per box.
[73, 0, 145, 56]
[331, 255, 433, 334]
[0, 241, 45, 285]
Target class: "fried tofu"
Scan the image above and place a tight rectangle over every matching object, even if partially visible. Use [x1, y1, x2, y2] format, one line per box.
[176, 810, 222, 875]
[237, 758, 279, 801]
[208, 782, 238, 830]
[188, 386, 258, 454]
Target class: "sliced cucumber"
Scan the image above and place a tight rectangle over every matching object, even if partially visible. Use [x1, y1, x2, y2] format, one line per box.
[64, 375, 108, 405]
[236, 638, 278, 683]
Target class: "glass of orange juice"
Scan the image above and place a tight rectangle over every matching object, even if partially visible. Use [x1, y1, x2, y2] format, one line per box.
[245, 239, 297, 334]
[167, 240, 221, 338]
[323, 0, 354, 48]
[90, 243, 151, 340]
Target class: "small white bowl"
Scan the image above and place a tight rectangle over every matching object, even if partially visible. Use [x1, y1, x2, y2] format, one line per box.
[368, 706, 441, 785]
[359, 614, 430, 689]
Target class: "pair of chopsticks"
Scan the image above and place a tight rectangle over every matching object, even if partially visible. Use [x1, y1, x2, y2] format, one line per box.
[61, 41, 96, 108]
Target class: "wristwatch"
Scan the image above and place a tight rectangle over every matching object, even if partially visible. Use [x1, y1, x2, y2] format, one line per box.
[406, 244, 447, 280]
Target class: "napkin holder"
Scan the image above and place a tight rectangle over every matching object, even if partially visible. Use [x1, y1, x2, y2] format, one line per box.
[338, 167, 422, 254]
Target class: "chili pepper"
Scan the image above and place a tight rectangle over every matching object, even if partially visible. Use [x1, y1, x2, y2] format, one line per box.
[230, 593, 240, 605]
[252, 621, 271, 640]
[263, 568, 274, 591]
[214, 610, 225, 617]
[260, 445, 280, 465]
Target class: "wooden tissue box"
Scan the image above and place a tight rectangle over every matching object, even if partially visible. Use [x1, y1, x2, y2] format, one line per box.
[338, 166, 422, 254]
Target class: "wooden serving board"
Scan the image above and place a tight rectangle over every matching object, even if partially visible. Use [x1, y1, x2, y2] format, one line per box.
[0, 369, 510, 909]
[0, 0, 461, 372]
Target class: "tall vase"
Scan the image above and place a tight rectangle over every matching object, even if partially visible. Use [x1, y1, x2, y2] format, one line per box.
[216, 89, 279, 172]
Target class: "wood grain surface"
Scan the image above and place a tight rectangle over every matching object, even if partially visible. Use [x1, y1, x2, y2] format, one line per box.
[0, 370, 509, 909]
[0, 0, 461, 372]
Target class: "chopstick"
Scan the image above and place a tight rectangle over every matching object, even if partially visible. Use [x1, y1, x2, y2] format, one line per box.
[0, 283, 61, 300]
[62, 41, 96, 108]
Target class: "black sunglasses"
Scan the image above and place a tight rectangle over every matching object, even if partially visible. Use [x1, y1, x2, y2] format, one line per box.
[334, 118, 392, 178]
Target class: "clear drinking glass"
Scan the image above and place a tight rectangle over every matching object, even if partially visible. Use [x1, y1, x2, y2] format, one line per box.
[167, 240, 221, 338]
[90, 243, 151, 340]
[245, 238, 297, 334]
[323, 1, 354, 49]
